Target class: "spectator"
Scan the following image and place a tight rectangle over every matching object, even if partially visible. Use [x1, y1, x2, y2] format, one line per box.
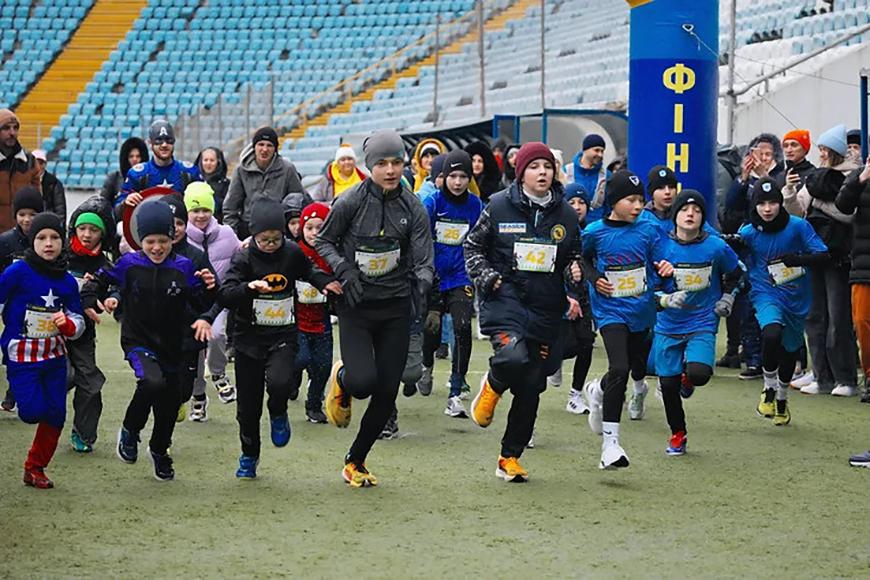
[32, 149, 66, 223]
[847, 129, 863, 158]
[501, 143, 520, 188]
[406, 137, 445, 193]
[223, 126, 309, 240]
[100, 137, 149, 220]
[566, 133, 610, 223]
[416, 153, 446, 200]
[194, 147, 231, 222]
[310, 144, 368, 205]
[779, 129, 815, 195]
[0, 109, 40, 232]
[465, 141, 502, 202]
[491, 137, 508, 171]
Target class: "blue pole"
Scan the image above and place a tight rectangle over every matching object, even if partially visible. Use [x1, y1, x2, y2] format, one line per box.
[627, 0, 719, 224]
[861, 72, 868, 162]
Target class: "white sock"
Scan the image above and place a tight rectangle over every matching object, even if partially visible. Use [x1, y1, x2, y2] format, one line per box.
[633, 379, 647, 395]
[762, 369, 778, 391]
[776, 380, 789, 401]
[602, 421, 620, 445]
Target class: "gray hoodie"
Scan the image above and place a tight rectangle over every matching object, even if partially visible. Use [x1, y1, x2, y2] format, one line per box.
[223, 143, 309, 237]
[315, 178, 434, 302]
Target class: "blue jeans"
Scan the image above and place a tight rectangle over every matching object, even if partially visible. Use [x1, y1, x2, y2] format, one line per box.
[295, 328, 333, 412]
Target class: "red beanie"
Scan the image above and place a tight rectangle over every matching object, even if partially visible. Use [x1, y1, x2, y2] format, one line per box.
[782, 129, 811, 153]
[514, 142, 556, 183]
[300, 202, 330, 225]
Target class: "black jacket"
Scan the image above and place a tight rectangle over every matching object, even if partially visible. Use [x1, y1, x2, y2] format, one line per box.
[173, 237, 218, 353]
[0, 226, 28, 272]
[804, 167, 852, 263]
[835, 169, 870, 283]
[218, 240, 332, 359]
[40, 171, 66, 224]
[67, 247, 111, 343]
[195, 148, 231, 222]
[463, 182, 583, 342]
[100, 137, 149, 220]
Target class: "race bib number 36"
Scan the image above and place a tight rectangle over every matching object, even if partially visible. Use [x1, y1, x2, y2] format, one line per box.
[514, 240, 557, 273]
[24, 307, 59, 338]
[767, 260, 804, 286]
[605, 265, 647, 298]
[253, 296, 294, 327]
[674, 264, 712, 292]
[434, 220, 469, 246]
[296, 280, 326, 304]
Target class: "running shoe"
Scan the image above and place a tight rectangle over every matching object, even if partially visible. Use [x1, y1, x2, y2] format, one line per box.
[800, 382, 827, 395]
[23, 467, 53, 489]
[150, 450, 175, 482]
[325, 361, 351, 428]
[435, 344, 449, 359]
[831, 384, 857, 397]
[566, 388, 589, 415]
[213, 374, 237, 404]
[680, 373, 694, 399]
[270, 414, 292, 447]
[402, 382, 418, 397]
[417, 366, 433, 396]
[790, 371, 815, 390]
[444, 396, 468, 418]
[526, 429, 536, 449]
[496, 456, 528, 482]
[342, 461, 377, 488]
[470, 374, 501, 428]
[379, 412, 399, 440]
[176, 402, 187, 423]
[236, 454, 259, 479]
[848, 450, 870, 468]
[1, 392, 16, 413]
[773, 399, 791, 426]
[665, 431, 687, 456]
[189, 396, 208, 422]
[756, 389, 775, 418]
[584, 379, 603, 435]
[305, 407, 328, 424]
[70, 431, 93, 453]
[715, 351, 741, 369]
[547, 367, 563, 388]
[116, 426, 139, 464]
[599, 440, 630, 470]
[628, 381, 648, 420]
[739, 366, 763, 380]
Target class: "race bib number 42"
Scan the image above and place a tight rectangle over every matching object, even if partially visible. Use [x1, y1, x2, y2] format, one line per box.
[605, 264, 647, 298]
[514, 240, 557, 273]
[24, 307, 59, 338]
[674, 264, 712, 292]
[253, 296, 294, 326]
[767, 260, 804, 286]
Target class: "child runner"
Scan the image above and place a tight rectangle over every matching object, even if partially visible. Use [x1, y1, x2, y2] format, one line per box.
[735, 177, 828, 425]
[282, 192, 307, 242]
[581, 170, 673, 470]
[219, 199, 340, 479]
[294, 202, 336, 424]
[0, 212, 85, 488]
[66, 197, 115, 452]
[421, 150, 483, 418]
[82, 201, 215, 481]
[318, 130, 434, 488]
[185, 182, 241, 410]
[651, 191, 742, 455]
[0, 186, 44, 412]
[464, 142, 583, 482]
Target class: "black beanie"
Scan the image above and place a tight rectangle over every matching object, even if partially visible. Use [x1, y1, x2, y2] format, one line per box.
[252, 126, 279, 149]
[28, 212, 64, 245]
[441, 150, 473, 178]
[136, 200, 175, 240]
[162, 194, 188, 224]
[13, 186, 44, 215]
[752, 177, 783, 206]
[605, 170, 645, 207]
[671, 189, 707, 224]
[249, 199, 286, 236]
[847, 129, 862, 146]
[647, 165, 678, 195]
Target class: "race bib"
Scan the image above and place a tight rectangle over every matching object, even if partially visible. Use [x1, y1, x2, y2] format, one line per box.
[434, 219, 469, 246]
[296, 280, 326, 304]
[514, 239, 557, 273]
[24, 306, 59, 338]
[356, 244, 400, 277]
[605, 264, 647, 298]
[252, 296, 294, 327]
[674, 264, 712, 292]
[767, 260, 804, 286]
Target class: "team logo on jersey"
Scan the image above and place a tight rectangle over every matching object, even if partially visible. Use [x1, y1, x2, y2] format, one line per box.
[166, 281, 181, 297]
[499, 222, 527, 234]
[629, 175, 641, 186]
[551, 224, 566, 242]
[263, 274, 288, 292]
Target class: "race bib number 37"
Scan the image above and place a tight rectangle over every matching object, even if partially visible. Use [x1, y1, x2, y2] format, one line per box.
[356, 247, 400, 277]
[605, 265, 647, 298]
[514, 240, 557, 273]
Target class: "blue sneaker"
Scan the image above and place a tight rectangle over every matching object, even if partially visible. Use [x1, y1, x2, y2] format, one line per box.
[270, 414, 291, 447]
[679, 373, 695, 399]
[666, 431, 687, 456]
[71, 430, 93, 453]
[116, 426, 139, 464]
[236, 454, 259, 479]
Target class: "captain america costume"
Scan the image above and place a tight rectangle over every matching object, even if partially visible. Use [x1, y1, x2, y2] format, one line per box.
[117, 159, 202, 208]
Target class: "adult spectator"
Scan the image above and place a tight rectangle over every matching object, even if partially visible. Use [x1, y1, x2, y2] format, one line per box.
[779, 129, 815, 194]
[0, 109, 40, 231]
[100, 137, 149, 220]
[311, 144, 368, 205]
[501, 143, 520, 188]
[465, 141, 502, 202]
[195, 147, 231, 221]
[118, 120, 201, 210]
[32, 149, 66, 223]
[223, 126, 309, 240]
[847, 129, 863, 158]
[566, 133, 610, 223]
[406, 137, 445, 193]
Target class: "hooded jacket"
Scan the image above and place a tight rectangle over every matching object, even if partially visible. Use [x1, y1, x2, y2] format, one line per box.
[724, 133, 785, 231]
[39, 171, 66, 224]
[194, 148, 231, 220]
[406, 137, 446, 193]
[100, 137, 149, 218]
[465, 141, 503, 203]
[0, 145, 41, 231]
[223, 144, 309, 239]
[186, 215, 240, 281]
[311, 161, 368, 204]
[835, 169, 870, 284]
[567, 151, 610, 223]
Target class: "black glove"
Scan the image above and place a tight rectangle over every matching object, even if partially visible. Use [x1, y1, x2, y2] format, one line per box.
[474, 268, 502, 297]
[780, 253, 801, 268]
[413, 277, 432, 317]
[424, 310, 441, 335]
[337, 265, 364, 308]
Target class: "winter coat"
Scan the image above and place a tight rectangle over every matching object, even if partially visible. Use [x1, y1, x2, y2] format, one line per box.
[0, 226, 28, 272]
[0, 146, 40, 231]
[194, 148, 231, 221]
[223, 144, 308, 239]
[100, 137, 149, 220]
[835, 169, 870, 284]
[723, 133, 785, 232]
[407, 137, 446, 193]
[39, 171, 66, 224]
[465, 141, 502, 203]
[310, 162, 368, 204]
[68, 194, 118, 256]
[186, 215, 240, 282]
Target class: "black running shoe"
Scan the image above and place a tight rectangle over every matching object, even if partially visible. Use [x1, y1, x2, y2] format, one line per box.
[306, 408, 328, 424]
[150, 450, 175, 482]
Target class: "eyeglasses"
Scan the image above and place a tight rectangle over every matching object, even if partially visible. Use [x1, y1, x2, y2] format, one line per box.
[255, 235, 283, 247]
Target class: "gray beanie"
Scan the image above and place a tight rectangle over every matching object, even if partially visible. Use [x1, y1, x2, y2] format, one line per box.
[363, 130, 405, 171]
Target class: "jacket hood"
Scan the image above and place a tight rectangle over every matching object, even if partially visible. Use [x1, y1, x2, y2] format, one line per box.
[119, 137, 149, 176]
[412, 137, 447, 168]
[194, 147, 228, 181]
[465, 141, 502, 183]
[68, 194, 117, 246]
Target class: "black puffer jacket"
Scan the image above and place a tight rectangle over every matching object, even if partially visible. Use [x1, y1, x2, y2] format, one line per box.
[195, 148, 231, 222]
[835, 169, 870, 283]
[101, 137, 149, 220]
[68, 194, 117, 252]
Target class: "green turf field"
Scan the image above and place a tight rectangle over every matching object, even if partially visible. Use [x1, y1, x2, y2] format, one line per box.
[1, 320, 869, 578]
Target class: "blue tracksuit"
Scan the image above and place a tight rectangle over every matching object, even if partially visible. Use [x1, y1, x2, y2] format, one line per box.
[423, 189, 483, 292]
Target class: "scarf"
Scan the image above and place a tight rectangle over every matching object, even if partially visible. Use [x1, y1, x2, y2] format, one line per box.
[749, 207, 789, 233]
[330, 163, 363, 197]
[24, 248, 69, 279]
[70, 236, 102, 257]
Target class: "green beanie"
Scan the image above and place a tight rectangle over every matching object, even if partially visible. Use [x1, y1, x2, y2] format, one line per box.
[184, 181, 216, 213]
[74, 212, 106, 234]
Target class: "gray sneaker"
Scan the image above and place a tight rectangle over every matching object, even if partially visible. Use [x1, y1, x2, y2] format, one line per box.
[628, 381, 648, 421]
[417, 366, 433, 396]
[444, 396, 468, 418]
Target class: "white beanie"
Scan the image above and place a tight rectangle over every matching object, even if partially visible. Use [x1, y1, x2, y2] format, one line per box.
[335, 144, 357, 163]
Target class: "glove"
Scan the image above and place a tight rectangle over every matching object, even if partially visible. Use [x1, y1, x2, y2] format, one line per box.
[780, 253, 801, 268]
[424, 310, 441, 335]
[714, 293, 735, 318]
[475, 268, 502, 297]
[338, 266, 364, 308]
[659, 290, 689, 309]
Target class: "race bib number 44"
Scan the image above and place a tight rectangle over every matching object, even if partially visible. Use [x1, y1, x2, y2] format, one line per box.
[253, 296, 294, 326]
[767, 260, 804, 286]
[605, 265, 647, 298]
[24, 307, 59, 338]
[434, 220, 469, 246]
[514, 240, 557, 273]
[674, 264, 712, 292]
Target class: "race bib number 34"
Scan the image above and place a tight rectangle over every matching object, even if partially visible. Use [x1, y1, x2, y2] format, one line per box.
[674, 265, 712, 292]
[768, 260, 804, 286]
[514, 240, 557, 273]
[605, 265, 647, 298]
[253, 296, 294, 326]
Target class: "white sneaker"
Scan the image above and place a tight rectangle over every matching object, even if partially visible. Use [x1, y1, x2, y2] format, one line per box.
[213, 374, 236, 403]
[628, 381, 648, 420]
[584, 379, 603, 435]
[189, 397, 208, 422]
[832, 384, 857, 397]
[566, 388, 589, 414]
[800, 382, 825, 395]
[791, 371, 815, 389]
[599, 440, 630, 470]
[547, 368, 563, 388]
[526, 429, 536, 449]
[444, 396, 468, 418]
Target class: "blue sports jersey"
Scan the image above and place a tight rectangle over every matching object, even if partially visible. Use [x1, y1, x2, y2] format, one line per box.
[119, 159, 202, 204]
[737, 215, 827, 318]
[654, 233, 741, 335]
[423, 190, 483, 291]
[582, 217, 660, 332]
[639, 206, 719, 239]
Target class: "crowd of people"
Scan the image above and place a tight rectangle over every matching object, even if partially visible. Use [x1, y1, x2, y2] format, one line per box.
[2, 104, 870, 490]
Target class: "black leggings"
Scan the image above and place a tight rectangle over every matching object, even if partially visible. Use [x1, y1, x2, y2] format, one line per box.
[422, 286, 474, 379]
[338, 298, 411, 463]
[659, 363, 713, 434]
[761, 323, 797, 384]
[600, 324, 650, 423]
[561, 318, 596, 391]
[123, 351, 181, 456]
